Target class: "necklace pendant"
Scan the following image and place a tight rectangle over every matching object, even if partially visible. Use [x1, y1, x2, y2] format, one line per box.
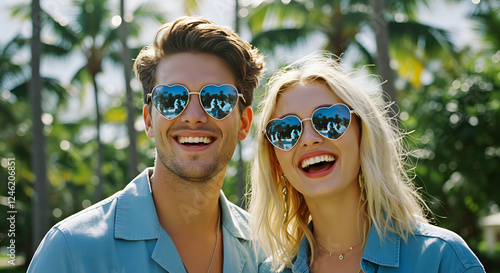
[339, 254, 344, 260]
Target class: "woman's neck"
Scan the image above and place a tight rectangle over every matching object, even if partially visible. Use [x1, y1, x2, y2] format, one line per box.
[305, 181, 367, 251]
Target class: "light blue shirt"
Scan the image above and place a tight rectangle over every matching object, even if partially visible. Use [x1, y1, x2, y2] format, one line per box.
[260, 222, 485, 273]
[28, 168, 265, 272]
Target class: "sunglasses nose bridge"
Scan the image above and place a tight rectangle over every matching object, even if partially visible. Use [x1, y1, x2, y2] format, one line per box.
[178, 92, 209, 123]
[298, 117, 323, 146]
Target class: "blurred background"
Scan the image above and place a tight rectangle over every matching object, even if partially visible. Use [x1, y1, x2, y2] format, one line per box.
[0, 0, 499, 271]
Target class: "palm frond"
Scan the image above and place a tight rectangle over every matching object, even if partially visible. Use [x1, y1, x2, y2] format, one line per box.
[386, 0, 429, 19]
[184, 0, 199, 16]
[9, 2, 31, 20]
[388, 21, 457, 58]
[0, 36, 30, 90]
[470, 4, 500, 50]
[42, 43, 73, 57]
[9, 81, 29, 100]
[43, 77, 70, 105]
[71, 66, 92, 100]
[75, 0, 111, 39]
[42, 10, 79, 46]
[248, 0, 309, 34]
[350, 39, 376, 66]
[127, 3, 166, 38]
[250, 27, 312, 52]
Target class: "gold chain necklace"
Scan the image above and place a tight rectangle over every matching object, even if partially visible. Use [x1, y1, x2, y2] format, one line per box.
[184, 209, 221, 273]
[316, 240, 362, 261]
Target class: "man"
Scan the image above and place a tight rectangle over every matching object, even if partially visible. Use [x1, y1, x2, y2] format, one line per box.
[28, 16, 265, 272]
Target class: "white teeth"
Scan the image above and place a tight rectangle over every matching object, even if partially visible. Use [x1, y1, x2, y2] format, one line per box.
[178, 136, 213, 144]
[301, 155, 335, 169]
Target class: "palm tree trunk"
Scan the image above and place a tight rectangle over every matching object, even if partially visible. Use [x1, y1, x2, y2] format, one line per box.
[93, 78, 104, 202]
[30, 0, 50, 260]
[370, 0, 398, 117]
[120, 0, 139, 180]
[234, 0, 246, 207]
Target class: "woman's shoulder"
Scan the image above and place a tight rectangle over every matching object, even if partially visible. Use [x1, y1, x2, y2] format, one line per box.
[412, 222, 473, 251]
[364, 221, 484, 272]
[406, 222, 484, 271]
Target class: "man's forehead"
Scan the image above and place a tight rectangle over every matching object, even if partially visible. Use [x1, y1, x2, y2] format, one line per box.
[155, 53, 236, 89]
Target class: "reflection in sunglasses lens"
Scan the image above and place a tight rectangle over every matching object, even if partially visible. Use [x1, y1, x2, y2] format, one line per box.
[312, 105, 351, 140]
[152, 85, 189, 119]
[265, 104, 352, 151]
[265, 116, 301, 151]
[152, 85, 241, 120]
[200, 85, 239, 119]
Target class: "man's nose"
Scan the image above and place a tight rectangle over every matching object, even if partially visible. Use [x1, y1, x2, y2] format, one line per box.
[178, 94, 209, 125]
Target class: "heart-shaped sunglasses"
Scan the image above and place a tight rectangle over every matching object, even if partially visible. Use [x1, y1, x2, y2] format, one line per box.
[147, 84, 245, 120]
[263, 104, 356, 151]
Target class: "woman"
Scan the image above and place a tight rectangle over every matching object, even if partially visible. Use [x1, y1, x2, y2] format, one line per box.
[249, 52, 484, 273]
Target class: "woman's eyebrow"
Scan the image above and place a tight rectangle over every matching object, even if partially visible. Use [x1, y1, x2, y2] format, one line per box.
[276, 104, 335, 119]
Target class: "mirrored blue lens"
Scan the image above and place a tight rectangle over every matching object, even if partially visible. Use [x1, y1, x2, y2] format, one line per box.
[200, 85, 239, 120]
[152, 85, 189, 119]
[312, 104, 351, 140]
[265, 116, 302, 151]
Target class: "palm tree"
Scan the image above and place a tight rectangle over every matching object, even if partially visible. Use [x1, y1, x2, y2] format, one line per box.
[234, 0, 248, 207]
[5, 8, 73, 259]
[369, 0, 396, 113]
[0, 37, 30, 90]
[65, 0, 116, 201]
[30, 0, 49, 258]
[247, 0, 456, 106]
[119, 0, 138, 181]
[38, 0, 163, 201]
[470, 0, 500, 54]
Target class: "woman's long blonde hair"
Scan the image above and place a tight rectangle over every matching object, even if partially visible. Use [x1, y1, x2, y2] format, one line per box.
[248, 52, 429, 271]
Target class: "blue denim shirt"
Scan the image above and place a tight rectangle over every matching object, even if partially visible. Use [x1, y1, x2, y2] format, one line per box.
[260, 222, 485, 273]
[28, 168, 266, 272]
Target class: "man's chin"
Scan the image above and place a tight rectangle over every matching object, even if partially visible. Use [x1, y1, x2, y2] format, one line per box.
[161, 160, 224, 182]
[156, 148, 232, 182]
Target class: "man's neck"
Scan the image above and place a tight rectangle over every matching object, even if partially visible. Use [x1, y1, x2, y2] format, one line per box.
[150, 164, 224, 236]
[149, 164, 225, 273]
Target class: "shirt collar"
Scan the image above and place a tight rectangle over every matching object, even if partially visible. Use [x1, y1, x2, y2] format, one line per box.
[361, 224, 401, 268]
[291, 222, 402, 273]
[292, 235, 311, 273]
[219, 190, 251, 241]
[114, 168, 251, 241]
[115, 168, 160, 240]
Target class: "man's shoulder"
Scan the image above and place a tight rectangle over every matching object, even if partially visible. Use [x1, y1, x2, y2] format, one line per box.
[27, 190, 126, 273]
[53, 190, 122, 236]
[54, 169, 152, 236]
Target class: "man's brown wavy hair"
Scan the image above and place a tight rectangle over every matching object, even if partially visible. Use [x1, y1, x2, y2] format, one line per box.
[133, 16, 265, 113]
